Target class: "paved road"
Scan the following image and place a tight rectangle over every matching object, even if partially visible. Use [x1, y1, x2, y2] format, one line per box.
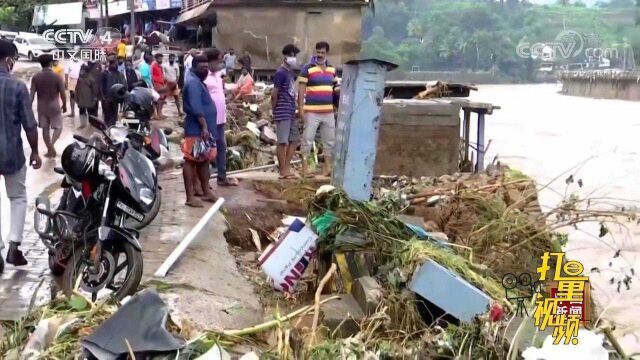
[0, 60, 84, 320]
[471, 83, 640, 354]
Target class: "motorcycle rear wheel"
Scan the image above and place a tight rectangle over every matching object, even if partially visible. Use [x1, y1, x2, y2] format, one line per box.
[61, 242, 143, 302]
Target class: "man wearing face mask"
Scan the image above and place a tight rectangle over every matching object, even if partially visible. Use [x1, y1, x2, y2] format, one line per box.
[100, 55, 126, 126]
[204, 48, 238, 187]
[181, 55, 218, 207]
[0, 39, 42, 273]
[272, 44, 301, 179]
[298, 41, 337, 178]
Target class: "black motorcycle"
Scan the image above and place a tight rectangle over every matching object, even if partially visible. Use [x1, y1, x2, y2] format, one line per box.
[34, 117, 157, 301]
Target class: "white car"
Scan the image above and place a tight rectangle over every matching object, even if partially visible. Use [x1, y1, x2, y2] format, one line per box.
[13, 35, 58, 61]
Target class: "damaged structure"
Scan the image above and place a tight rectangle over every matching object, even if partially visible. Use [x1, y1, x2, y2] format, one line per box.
[177, 0, 370, 74]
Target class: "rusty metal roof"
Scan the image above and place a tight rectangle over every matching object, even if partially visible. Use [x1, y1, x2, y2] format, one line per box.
[181, 0, 369, 13]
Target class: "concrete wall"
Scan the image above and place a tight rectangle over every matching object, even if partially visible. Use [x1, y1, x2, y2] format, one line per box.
[375, 100, 461, 177]
[212, 5, 362, 70]
[561, 73, 640, 101]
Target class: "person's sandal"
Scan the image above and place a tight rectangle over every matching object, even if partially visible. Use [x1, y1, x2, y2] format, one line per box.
[217, 178, 239, 186]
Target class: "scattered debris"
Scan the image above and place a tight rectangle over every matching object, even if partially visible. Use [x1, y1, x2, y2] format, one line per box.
[259, 219, 318, 292]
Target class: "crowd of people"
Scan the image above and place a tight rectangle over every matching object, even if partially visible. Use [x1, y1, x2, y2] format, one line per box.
[0, 36, 340, 273]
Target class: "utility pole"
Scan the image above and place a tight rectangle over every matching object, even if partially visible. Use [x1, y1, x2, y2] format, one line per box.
[104, 0, 110, 27]
[98, 0, 104, 27]
[129, 0, 135, 45]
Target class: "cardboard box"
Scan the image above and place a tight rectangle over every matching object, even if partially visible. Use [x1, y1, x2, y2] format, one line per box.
[259, 219, 318, 292]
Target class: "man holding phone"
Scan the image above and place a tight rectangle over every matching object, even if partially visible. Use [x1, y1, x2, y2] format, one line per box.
[0, 39, 42, 273]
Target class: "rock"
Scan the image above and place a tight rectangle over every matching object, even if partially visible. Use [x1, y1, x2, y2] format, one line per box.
[321, 294, 365, 338]
[351, 276, 384, 315]
[256, 119, 270, 129]
[260, 126, 277, 145]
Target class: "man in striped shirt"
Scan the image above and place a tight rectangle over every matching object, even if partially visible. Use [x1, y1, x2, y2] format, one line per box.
[298, 41, 337, 177]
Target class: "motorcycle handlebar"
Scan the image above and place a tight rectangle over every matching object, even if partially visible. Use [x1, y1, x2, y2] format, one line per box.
[74, 134, 89, 143]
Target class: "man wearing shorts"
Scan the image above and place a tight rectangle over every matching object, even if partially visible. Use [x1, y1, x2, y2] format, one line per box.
[30, 54, 66, 158]
[162, 53, 183, 115]
[272, 44, 301, 179]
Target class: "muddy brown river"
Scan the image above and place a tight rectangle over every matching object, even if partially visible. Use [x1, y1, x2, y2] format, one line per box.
[471, 83, 640, 354]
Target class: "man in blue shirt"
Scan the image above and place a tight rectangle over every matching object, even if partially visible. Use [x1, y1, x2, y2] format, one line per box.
[0, 40, 42, 273]
[272, 44, 301, 179]
[181, 55, 218, 207]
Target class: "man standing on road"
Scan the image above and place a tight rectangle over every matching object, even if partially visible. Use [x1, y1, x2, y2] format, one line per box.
[100, 56, 126, 126]
[181, 55, 218, 207]
[238, 50, 252, 76]
[139, 54, 153, 88]
[162, 53, 183, 116]
[272, 44, 301, 179]
[204, 48, 238, 187]
[31, 54, 67, 158]
[124, 58, 139, 91]
[65, 56, 84, 119]
[151, 53, 167, 119]
[223, 48, 236, 82]
[75, 64, 99, 129]
[0, 40, 42, 273]
[298, 41, 337, 178]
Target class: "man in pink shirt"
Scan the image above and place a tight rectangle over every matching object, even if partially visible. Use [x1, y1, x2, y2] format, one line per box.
[204, 48, 238, 186]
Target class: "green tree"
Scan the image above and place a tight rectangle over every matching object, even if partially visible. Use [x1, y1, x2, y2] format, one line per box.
[0, 6, 18, 29]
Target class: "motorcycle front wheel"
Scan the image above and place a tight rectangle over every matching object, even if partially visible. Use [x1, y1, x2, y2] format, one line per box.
[61, 242, 143, 302]
[124, 190, 162, 230]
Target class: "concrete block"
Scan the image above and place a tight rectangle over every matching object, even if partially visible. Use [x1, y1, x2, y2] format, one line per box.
[351, 276, 384, 315]
[409, 259, 491, 322]
[320, 294, 365, 338]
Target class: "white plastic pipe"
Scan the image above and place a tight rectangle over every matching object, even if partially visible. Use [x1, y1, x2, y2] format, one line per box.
[154, 197, 225, 277]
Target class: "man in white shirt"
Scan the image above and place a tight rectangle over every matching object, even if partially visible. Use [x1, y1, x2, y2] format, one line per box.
[162, 53, 182, 115]
[65, 57, 84, 118]
[184, 49, 197, 73]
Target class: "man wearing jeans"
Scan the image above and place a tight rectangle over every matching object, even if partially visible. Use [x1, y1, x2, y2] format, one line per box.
[204, 48, 238, 187]
[0, 40, 42, 273]
[298, 41, 337, 177]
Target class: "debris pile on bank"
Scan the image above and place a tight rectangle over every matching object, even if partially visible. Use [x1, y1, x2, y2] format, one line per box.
[1, 166, 633, 359]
